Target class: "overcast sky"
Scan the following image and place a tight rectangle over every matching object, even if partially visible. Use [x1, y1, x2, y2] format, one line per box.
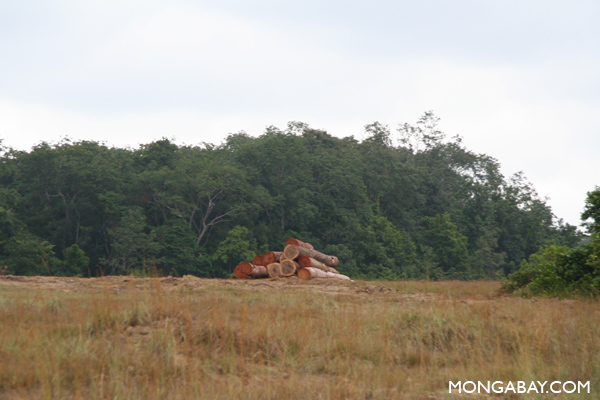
[1, 0, 598, 227]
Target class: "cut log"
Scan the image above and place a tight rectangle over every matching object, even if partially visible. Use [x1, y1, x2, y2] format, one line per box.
[234, 262, 252, 279]
[253, 255, 265, 266]
[252, 265, 269, 279]
[298, 255, 339, 274]
[285, 238, 314, 250]
[262, 251, 283, 266]
[282, 245, 300, 260]
[283, 244, 339, 268]
[234, 262, 268, 279]
[267, 262, 282, 278]
[297, 267, 351, 281]
[280, 259, 299, 276]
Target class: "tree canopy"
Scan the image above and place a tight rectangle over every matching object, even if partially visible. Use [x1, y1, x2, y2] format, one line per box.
[503, 186, 599, 297]
[0, 113, 582, 280]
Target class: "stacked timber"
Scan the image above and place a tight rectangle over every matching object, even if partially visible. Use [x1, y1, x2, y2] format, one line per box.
[297, 268, 351, 281]
[233, 238, 351, 282]
[233, 262, 269, 279]
[280, 259, 299, 276]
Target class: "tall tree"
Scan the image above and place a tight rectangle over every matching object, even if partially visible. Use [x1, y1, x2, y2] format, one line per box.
[140, 145, 252, 248]
[422, 213, 470, 278]
[582, 186, 600, 234]
[15, 140, 124, 267]
[101, 207, 159, 275]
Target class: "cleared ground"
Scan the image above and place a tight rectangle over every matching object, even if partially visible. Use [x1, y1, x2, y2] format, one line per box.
[0, 276, 597, 399]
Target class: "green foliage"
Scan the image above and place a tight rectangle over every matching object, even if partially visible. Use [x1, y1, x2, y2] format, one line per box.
[504, 188, 600, 297]
[370, 212, 417, 274]
[3, 232, 60, 276]
[504, 238, 600, 297]
[14, 140, 127, 271]
[0, 188, 63, 275]
[503, 245, 570, 295]
[0, 113, 582, 280]
[468, 229, 505, 279]
[154, 219, 203, 276]
[211, 225, 258, 277]
[137, 137, 179, 170]
[582, 186, 600, 234]
[422, 213, 470, 278]
[417, 245, 441, 280]
[0, 189, 21, 245]
[139, 145, 252, 247]
[336, 210, 417, 280]
[101, 207, 159, 275]
[62, 244, 90, 276]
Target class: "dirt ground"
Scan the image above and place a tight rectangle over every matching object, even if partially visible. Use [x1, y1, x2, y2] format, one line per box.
[0, 274, 502, 305]
[0, 274, 393, 294]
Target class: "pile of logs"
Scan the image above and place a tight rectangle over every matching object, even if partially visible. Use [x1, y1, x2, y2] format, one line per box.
[234, 238, 352, 282]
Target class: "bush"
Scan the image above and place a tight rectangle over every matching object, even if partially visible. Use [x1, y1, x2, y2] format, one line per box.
[62, 244, 90, 276]
[503, 235, 600, 297]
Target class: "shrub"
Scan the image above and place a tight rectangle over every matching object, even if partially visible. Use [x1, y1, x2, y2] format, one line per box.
[503, 235, 600, 297]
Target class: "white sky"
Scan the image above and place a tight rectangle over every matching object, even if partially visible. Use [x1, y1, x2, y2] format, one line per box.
[1, 0, 598, 227]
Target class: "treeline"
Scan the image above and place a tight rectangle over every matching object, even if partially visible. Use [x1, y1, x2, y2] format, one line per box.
[503, 187, 600, 297]
[0, 113, 582, 279]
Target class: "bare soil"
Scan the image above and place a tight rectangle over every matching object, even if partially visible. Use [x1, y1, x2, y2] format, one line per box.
[0, 274, 436, 301]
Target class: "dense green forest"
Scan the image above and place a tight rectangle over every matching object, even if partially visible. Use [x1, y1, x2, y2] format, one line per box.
[503, 186, 600, 296]
[0, 113, 584, 280]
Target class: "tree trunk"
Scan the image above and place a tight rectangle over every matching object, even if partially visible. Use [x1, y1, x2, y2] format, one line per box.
[280, 259, 299, 276]
[282, 245, 300, 260]
[298, 256, 339, 273]
[234, 262, 268, 279]
[261, 251, 283, 266]
[253, 255, 265, 266]
[283, 245, 339, 267]
[297, 267, 351, 281]
[267, 262, 282, 278]
[285, 238, 314, 250]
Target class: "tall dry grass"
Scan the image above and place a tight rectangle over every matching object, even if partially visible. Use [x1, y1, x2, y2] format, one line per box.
[0, 279, 598, 399]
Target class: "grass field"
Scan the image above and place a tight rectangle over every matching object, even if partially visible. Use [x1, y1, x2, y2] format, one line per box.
[0, 276, 598, 399]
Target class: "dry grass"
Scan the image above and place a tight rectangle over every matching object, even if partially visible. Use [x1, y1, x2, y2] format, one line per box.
[0, 276, 598, 399]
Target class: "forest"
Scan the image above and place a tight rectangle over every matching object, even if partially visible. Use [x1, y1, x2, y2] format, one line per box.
[0, 112, 585, 280]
